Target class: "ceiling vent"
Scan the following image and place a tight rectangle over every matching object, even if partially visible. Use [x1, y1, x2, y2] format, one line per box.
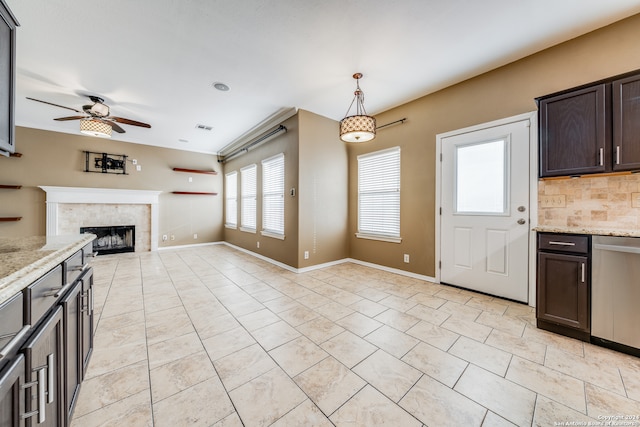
[195, 124, 213, 131]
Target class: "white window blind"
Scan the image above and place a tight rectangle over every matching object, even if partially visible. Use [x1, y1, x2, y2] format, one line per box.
[357, 147, 401, 241]
[262, 153, 285, 237]
[240, 164, 257, 231]
[224, 171, 237, 228]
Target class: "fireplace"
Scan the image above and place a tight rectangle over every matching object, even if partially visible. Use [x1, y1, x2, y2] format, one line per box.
[81, 225, 135, 255]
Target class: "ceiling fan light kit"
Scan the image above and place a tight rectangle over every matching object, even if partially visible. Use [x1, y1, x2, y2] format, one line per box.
[340, 73, 376, 143]
[80, 118, 112, 138]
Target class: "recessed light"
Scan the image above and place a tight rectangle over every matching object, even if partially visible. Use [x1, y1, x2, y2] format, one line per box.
[212, 82, 230, 91]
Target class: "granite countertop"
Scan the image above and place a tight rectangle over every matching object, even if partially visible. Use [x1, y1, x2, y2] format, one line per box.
[0, 234, 96, 304]
[534, 226, 640, 238]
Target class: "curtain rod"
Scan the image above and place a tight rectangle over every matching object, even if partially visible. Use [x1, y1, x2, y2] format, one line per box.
[218, 125, 287, 163]
[376, 118, 407, 130]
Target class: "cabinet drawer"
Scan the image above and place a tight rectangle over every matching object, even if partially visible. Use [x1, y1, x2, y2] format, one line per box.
[0, 293, 27, 371]
[82, 241, 96, 262]
[64, 249, 84, 286]
[25, 265, 63, 326]
[538, 233, 590, 254]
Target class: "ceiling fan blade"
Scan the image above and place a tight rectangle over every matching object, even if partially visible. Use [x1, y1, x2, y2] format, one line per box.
[26, 97, 83, 113]
[53, 115, 86, 121]
[103, 119, 125, 133]
[110, 117, 151, 128]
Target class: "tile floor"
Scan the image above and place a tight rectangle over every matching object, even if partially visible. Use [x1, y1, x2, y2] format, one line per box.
[69, 244, 640, 427]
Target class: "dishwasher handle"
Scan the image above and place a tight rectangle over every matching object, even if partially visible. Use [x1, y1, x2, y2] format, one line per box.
[593, 243, 640, 255]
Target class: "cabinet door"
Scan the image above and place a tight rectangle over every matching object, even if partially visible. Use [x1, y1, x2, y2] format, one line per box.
[60, 281, 81, 425]
[0, 1, 17, 156]
[613, 74, 640, 171]
[0, 354, 25, 427]
[22, 306, 64, 427]
[537, 252, 590, 331]
[80, 268, 93, 378]
[539, 84, 610, 177]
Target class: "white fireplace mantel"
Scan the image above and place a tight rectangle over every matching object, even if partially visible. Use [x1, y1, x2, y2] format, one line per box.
[39, 186, 162, 251]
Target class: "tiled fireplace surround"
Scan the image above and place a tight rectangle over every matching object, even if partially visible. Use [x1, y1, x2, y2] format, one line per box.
[39, 186, 162, 252]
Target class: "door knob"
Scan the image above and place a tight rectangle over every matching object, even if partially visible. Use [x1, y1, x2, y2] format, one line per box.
[517, 218, 526, 225]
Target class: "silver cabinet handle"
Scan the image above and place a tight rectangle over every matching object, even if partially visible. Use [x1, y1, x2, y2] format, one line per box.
[616, 146, 620, 165]
[0, 324, 31, 360]
[44, 281, 73, 298]
[599, 148, 604, 166]
[38, 366, 46, 423]
[548, 241, 576, 246]
[47, 353, 55, 404]
[70, 263, 88, 272]
[581, 263, 585, 283]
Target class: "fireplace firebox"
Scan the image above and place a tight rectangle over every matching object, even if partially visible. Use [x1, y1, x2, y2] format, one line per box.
[80, 225, 135, 255]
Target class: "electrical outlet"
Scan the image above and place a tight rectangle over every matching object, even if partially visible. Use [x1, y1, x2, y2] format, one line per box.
[162, 234, 168, 241]
[188, 177, 193, 183]
[404, 254, 410, 263]
[304, 251, 309, 259]
[170, 235, 175, 241]
[136, 165, 142, 171]
[257, 241, 260, 248]
[540, 195, 566, 208]
[193, 233, 198, 239]
[132, 159, 138, 165]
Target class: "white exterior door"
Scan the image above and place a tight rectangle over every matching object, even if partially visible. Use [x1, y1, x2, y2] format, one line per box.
[439, 119, 530, 302]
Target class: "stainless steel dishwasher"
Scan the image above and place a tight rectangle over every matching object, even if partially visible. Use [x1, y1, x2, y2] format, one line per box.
[592, 235, 640, 353]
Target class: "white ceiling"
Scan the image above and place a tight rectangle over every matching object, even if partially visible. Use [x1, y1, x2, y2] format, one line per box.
[8, 0, 640, 154]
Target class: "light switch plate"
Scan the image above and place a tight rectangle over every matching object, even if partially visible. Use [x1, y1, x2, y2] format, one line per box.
[540, 195, 566, 208]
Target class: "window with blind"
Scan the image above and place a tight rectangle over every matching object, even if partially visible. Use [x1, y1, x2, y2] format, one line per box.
[224, 171, 237, 228]
[261, 153, 285, 239]
[357, 147, 401, 243]
[240, 164, 257, 232]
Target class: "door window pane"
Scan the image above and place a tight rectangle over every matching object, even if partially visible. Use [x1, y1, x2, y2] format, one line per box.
[456, 139, 506, 214]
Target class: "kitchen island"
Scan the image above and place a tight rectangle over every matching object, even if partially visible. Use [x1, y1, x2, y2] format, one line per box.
[0, 233, 96, 426]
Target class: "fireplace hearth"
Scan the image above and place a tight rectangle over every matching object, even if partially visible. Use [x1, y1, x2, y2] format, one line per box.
[80, 225, 135, 255]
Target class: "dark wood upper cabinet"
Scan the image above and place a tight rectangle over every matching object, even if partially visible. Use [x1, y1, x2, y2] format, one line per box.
[612, 74, 640, 171]
[538, 69, 640, 178]
[539, 84, 610, 177]
[0, 0, 18, 157]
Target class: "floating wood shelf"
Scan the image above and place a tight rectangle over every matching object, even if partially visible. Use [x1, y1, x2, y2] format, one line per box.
[0, 185, 21, 189]
[171, 191, 218, 195]
[0, 217, 22, 222]
[172, 168, 218, 175]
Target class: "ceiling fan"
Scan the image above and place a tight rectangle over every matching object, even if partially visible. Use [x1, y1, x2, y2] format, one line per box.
[26, 95, 151, 134]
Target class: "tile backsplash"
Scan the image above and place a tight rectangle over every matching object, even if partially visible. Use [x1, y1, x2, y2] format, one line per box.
[538, 174, 640, 230]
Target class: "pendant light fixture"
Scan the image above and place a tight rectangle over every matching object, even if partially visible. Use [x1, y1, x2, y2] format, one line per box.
[80, 118, 112, 138]
[340, 73, 376, 143]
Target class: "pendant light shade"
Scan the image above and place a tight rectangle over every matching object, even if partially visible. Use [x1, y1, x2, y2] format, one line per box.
[80, 118, 112, 138]
[340, 73, 376, 143]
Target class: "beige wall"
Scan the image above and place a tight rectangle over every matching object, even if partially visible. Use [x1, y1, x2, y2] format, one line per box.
[0, 127, 223, 246]
[222, 114, 300, 267]
[298, 110, 349, 267]
[348, 13, 640, 277]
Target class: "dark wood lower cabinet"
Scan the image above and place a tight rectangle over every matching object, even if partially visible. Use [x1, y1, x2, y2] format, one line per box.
[22, 306, 64, 427]
[536, 233, 591, 341]
[60, 281, 81, 425]
[0, 354, 25, 427]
